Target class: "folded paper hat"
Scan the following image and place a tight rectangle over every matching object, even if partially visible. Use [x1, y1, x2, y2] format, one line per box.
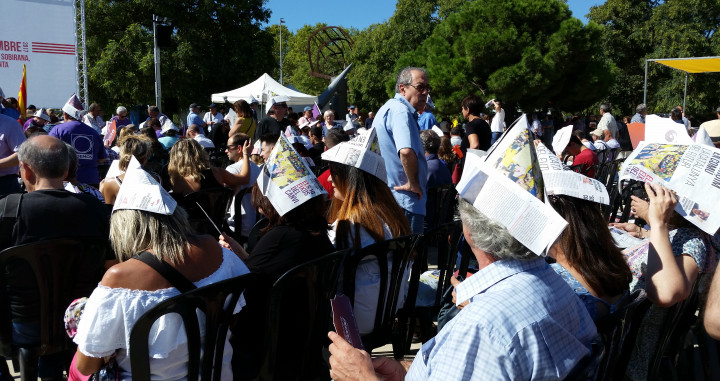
[343, 119, 355, 131]
[431, 125, 444, 137]
[535, 141, 609, 205]
[270, 95, 290, 107]
[161, 119, 179, 133]
[426, 94, 435, 109]
[257, 135, 326, 216]
[284, 126, 304, 145]
[251, 140, 261, 155]
[62, 94, 85, 120]
[552, 125, 573, 154]
[321, 127, 387, 184]
[456, 114, 567, 255]
[34, 110, 51, 122]
[694, 122, 719, 148]
[644, 114, 693, 145]
[113, 156, 177, 215]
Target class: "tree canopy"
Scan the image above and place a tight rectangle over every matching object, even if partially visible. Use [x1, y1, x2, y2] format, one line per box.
[85, 0, 274, 115]
[395, 0, 614, 116]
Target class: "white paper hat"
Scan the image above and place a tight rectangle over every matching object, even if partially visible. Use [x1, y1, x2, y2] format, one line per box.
[161, 119, 179, 133]
[552, 125, 573, 154]
[268, 95, 291, 108]
[0, 85, 4, 98]
[343, 119, 355, 131]
[251, 139, 261, 155]
[644, 114, 693, 145]
[62, 93, 85, 120]
[431, 125, 444, 137]
[33, 109, 51, 122]
[246, 95, 259, 104]
[321, 127, 387, 183]
[113, 156, 177, 215]
[257, 135, 326, 216]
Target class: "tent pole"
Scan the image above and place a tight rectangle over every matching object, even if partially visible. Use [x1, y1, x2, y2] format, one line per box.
[683, 72, 688, 112]
[644, 59, 648, 105]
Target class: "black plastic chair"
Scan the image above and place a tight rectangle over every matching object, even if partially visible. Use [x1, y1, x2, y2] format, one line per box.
[173, 187, 234, 236]
[254, 249, 350, 381]
[0, 238, 108, 381]
[647, 276, 703, 380]
[231, 186, 256, 242]
[129, 273, 260, 381]
[245, 217, 268, 253]
[423, 184, 457, 231]
[405, 221, 463, 345]
[593, 289, 651, 381]
[342, 234, 419, 359]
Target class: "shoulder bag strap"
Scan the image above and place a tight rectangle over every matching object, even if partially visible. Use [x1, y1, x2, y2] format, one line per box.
[134, 251, 197, 293]
[0, 193, 22, 250]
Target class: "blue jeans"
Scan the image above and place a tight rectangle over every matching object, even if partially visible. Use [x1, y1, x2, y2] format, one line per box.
[404, 209, 425, 235]
[491, 132, 503, 144]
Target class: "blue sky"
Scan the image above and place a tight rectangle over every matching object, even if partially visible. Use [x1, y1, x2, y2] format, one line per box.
[264, 0, 605, 32]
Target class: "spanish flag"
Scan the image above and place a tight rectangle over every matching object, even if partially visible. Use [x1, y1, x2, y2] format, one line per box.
[17, 65, 26, 123]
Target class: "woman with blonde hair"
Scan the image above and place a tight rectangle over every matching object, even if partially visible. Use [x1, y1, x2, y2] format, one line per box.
[99, 136, 152, 204]
[229, 100, 256, 139]
[167, 138, 251, 196]
[111, 124, 138, 154]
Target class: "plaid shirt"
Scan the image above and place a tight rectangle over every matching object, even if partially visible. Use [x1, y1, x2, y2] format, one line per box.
[406, 257, 597, 380]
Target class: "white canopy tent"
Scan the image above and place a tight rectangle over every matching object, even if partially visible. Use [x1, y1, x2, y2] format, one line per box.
[211, 73, 317, 108]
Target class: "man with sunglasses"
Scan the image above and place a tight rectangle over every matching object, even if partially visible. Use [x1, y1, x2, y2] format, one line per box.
[255, 95, 292, 142]
[374, 66, 429, 234]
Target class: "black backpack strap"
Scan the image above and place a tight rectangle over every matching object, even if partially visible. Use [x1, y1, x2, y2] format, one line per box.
[0, 193, 22, 250]
[134, 251, 197, 293]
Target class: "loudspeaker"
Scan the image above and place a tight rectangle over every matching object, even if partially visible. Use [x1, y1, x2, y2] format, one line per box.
[156, 25, 173, 48]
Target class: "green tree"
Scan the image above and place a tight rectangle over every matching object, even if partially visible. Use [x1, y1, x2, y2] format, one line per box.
[347, 0, 442, 112]
[396, 0, 614, 115]
[85, 0, 274, 116]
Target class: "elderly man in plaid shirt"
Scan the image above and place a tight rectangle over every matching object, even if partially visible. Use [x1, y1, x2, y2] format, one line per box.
[328, 197, 597, 380]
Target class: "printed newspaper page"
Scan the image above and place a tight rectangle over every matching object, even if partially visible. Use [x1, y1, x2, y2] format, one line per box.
[536, 142, 610, 205]
[619, 142, 720, 234]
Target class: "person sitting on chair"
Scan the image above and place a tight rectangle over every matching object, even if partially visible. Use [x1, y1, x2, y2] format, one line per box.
[73, 164, 250, 380]
[99, 136, 152, 205]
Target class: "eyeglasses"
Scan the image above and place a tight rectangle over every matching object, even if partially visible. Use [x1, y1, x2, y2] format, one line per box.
[226, 144, 239, 149]
[407, 83, 432, 93]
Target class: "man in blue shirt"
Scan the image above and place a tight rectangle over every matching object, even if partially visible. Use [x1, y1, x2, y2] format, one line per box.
[186, 103, 205, 134]
[417, 104, 437, 131]
[374, 67, 429, 234]
[327, 197, 597, 380]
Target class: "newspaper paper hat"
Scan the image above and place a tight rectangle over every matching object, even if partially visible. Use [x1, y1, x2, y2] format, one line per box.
[34, 109, 51, 122]
[257, 135, 326, 216]
[456, 114, 566, 255]
[431, 125, 444, 137]
[161, 119, 179, 133]
[322, 127, 387, 184]
[343, 119, 355, 131]
[552, 125, 573, 154]
[644, 114, 693, 145]
[535, 142, 610, 205]
[268, 95, 291, 109]
[113, 156, 177, 215]
[251, 140, 261, 155]
[62, 94, 85, 120]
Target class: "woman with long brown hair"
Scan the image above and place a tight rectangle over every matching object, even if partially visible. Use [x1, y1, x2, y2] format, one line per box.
[323, 133, 411, 334]
[547, 194, 632, 321]
[228, 100, 256, 139]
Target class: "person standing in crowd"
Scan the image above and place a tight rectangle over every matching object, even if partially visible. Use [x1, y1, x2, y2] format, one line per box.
[461, 95, 491, 150]
[225, 133, 260, 243]
[22, 109, 50, 131]
[255, 96, 291, 139]
[631, 103, 647, 124]
[187, 103, 205, 133]
[346, 105, 359, 124]
[417, 94, 438, 131]
[298, 106, 315, 126]
[50, 95, 106, 186]
[374, 66, 429, 234]
[365, 111, 375, 128]
[321, 110, 339, 131]
[228, 100, 257, 140]
[204, 103, 224, 133]
[145, 105, 170, 129]
[489, 99, 505, 144]
[82, 103, 104, 134]
[0, 113, 25, 196]
[597, 102, 618, 141]
[0, 97, 21, 120]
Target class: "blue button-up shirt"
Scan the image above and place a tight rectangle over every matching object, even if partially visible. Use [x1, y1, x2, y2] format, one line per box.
[417, 111, 437, 131]
[406, 257, 597, 380]
[374, 93, 428, 216]
[186, 111, 204, 129]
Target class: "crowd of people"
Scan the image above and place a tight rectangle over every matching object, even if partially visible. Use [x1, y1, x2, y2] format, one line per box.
[0, 62, 719, 381]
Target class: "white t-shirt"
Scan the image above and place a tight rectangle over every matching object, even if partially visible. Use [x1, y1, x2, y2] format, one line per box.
[327, 221, 410, 335]
[226, 160, 261, 237]
[194, 134, 215, 149]
[204, 112, 224, 125]
[490, 108, 505, 133]
[74, 249, 249, 381]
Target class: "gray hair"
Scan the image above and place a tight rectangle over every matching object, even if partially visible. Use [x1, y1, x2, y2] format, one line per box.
[17, 136, 69, 179]
[635, 104, 647, 114]
[116, 106, 127, 114]
[458, 198, 534, 261]
[88, 103, 100, 112]
[395, 67, 427, 93]
[600, 102, 612, 113]
[65, 143, 78, 180]
[110, 207, 193, 265]
[420, 130, 440, 154]
[323, 109, 335, 118]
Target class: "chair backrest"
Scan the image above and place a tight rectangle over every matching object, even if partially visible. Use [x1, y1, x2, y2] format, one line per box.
[129, 273, 259, 381]
[246, 217, 268, 253]
[647, 276, 703, 380]
[175, 187, 234, 236]
[424, 185, 457, 230]
[341, 234, 418, 352]
[232, 186, 255, 240]
[593, 289, 651, 381]
[256, 250, 350, 381]
[0, 238, 108, 356]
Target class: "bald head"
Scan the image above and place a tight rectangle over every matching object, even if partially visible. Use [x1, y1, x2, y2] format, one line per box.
[18, 135, 69, 179]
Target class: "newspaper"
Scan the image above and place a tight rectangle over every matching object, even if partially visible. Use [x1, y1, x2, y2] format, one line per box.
[321, 127, 386, 182]
[609, 226, 647, 249]
[644, 115, 694, 145]
[257, 135, 326, 216]
[457, 158, 567, 255]
[619, 142, 720, 234]
[536, 142, 609, 205]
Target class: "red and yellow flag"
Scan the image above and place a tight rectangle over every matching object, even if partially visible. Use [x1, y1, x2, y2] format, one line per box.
[17, 64, 27, 122]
